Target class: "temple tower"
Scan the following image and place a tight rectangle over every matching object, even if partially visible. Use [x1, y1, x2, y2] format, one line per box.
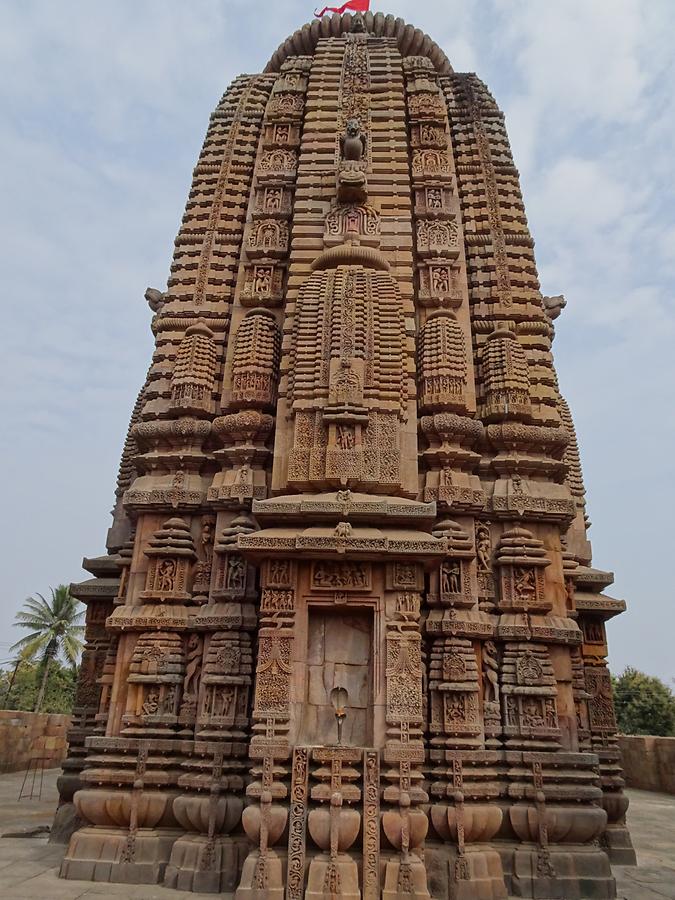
[57, 11, 635, 898]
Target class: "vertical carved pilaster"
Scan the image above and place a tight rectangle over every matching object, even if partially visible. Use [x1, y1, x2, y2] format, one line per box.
[286, 746, 310, 900]
[362, 749, 381, 900]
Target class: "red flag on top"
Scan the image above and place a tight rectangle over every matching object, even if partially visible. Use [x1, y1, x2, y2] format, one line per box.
[315, 0, 370, 18]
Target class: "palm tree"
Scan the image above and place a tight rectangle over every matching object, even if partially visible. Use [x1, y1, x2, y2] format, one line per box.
[11, 585, 84, 712]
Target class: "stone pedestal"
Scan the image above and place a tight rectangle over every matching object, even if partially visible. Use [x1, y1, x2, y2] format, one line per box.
[305, 854, 360, 899]
[235, 850, 286, 900]
[60, 827, 179, 885]
[164, 834, 248, 893]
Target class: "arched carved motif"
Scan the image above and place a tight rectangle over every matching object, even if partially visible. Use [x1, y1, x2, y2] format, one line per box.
[416, 218, 459, 257]
[140, 517, 197, 603]
[247, 219, 289, 258]
[324, 204, 380, 246]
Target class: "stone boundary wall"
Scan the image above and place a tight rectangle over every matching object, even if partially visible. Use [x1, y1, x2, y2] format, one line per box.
[0, 710, 71, 773]
[619, 735, 675, 795]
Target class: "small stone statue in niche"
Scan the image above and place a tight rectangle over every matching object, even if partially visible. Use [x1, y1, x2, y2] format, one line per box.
[482, 641, 500, 704]
[336, 425, 355, 450]
[183, 634, 203, 700]
[476, 523, 492, 572]
[225, 555, 246, 591]
[341, 118, 366, 162]
[440, 561, 461, 595]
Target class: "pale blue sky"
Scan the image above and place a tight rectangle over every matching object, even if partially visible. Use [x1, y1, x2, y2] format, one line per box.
[1, 0, 674, 683]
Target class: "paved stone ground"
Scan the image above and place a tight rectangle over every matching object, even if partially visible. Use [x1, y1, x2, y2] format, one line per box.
[0, 768, 672, 898]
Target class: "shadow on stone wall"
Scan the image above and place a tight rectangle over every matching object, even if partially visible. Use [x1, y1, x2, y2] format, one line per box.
[619, 735, 675, 795]
[0, 710, 71, 774]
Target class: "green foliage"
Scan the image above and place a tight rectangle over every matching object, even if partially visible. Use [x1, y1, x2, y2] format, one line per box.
[612, 667, 675, 737]
[0, 660, 77, 714]
[10, 584, 84, 711]
[11, 584, 84, 665]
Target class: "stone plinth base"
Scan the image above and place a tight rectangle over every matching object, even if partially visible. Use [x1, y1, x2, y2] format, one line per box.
[305, 853, 360, 899]
[506, 845, 616, 900]
[382, 854, 430, 899]
[164, 834, 248, 893]
[602, 825, 637, 866]
[49, 770, 84, 844]
[425, 844, 507, 900]
[60, 826, 178, 884]
[49, 802, 83, 845]
[453, 847, 508, 900]
[234, 849, 285, 899]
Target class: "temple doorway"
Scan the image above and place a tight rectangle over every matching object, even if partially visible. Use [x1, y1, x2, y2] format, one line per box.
[300, 607, 373, 747]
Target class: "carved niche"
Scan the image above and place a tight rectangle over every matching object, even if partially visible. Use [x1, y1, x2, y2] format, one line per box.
[262, 121, 301, 148]
[571, 646, 592, 749]
[414, 186, 455, 219]
[258, 148, 298, 181]
[169, 321, 217, 416]
[428, 519, 474, 607]
[582, 618, 606, 647]
[197, 631, 252, 737]
[140, 517, 197, 603]
[495, 526, 551, 614]
[241, 263, 285, 308]
[475, 521, 495, 604]
[266, 92, 305, 120]
[230, 309, 281, 409]
[407, 91, 447, 121]
[259, 558, 297, 620]
[324, 204, 380, 247]
[428, 637, 481, 744]
[212, 514, 258, 601]
[411, 122, 447, 148]
[122, 631, 186, 733]
[481, 327, 532, 422]
[412, 148, 452, 180]
[500, 642, 561, 748]
[95, 635, 119, 727]
[253, 186, 293, 218]
[192, 514, 215, 597]
[416, 218, 459, 257]
[418, 261, 462, 307]
[247, 219, 289, 258]
[418, 311, 469, 413]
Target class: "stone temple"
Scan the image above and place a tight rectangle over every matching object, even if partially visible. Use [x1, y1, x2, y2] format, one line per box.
[54, 11, 636, 899]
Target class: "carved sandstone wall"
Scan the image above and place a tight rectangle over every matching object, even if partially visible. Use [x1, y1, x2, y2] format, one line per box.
[0, 711, 71, 774]
[620, 736, 675, 795]
[57, 11, 634, 900]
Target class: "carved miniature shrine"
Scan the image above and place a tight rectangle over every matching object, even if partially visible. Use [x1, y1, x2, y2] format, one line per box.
[55, 11, 635, 899]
